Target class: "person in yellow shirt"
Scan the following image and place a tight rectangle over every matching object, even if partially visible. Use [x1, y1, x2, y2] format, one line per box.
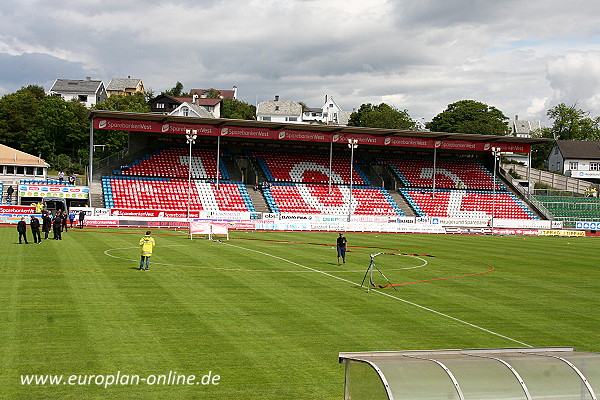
[139, 231, 156, 271]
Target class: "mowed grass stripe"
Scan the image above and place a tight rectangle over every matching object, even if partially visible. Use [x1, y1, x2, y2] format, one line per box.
[0, 227, 597, 399]
[219, 238, 533, 349]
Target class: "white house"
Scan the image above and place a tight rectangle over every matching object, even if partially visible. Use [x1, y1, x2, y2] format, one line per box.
[302, 95, 350, 125]
[256, 95, 303, 123]
[508, 116, 542, 138]
[49, 77, 108, 108]
[169, 102, 216, 118]
[548, 140, 600, 179]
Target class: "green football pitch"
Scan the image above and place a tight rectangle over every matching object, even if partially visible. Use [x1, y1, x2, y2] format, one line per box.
[1, 226, 598, 399]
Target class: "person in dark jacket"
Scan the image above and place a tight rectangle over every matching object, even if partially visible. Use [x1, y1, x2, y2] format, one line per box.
[61, 210, 68, 232]
[42, 211, 52, 239]
[30, 215, 41, 244]
[17, 217, 28, 244]
[53, 212, 62, 240]
[78, 210, 85, 229]
[6, 185, 14, 203]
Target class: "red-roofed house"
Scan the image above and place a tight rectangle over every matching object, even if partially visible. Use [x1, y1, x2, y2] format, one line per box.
[190, 86, 237, 100]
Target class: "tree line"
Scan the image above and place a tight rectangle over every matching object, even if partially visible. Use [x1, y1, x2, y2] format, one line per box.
[0, 84, 257, 173]
[0, 82, 599, 172]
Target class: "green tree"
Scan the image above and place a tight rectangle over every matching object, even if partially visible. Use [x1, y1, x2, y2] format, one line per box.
[205, 90, 221, 99]
[0, 85, 46, 149]
[544, 103, 600, 141]
[93, 92, 150, 113]
[91, 93, 151, 155]
[162, 81, 186, 97]
[221, 98, 256, 120]
[23, 96, 89, 161]
[347, 103, 416, 130]
[144, 88, 155, 103]
[428, 100, 510, 135]
[531, 103, 600, 169]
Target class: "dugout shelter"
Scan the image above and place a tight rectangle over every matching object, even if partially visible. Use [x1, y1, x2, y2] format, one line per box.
[339, 347, 599, 400]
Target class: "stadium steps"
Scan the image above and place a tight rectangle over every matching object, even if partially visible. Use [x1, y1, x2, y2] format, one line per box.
[361, 163, 385, 188]
[246, 184, 271, 213]
[247, 157, 268, 185]
[388, 190, 415, 216]
[222, 156, 242, 181]
[90, 179, 105, 208]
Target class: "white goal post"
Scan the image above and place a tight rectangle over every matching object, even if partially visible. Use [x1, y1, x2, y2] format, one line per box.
[189, 221, 230, 240]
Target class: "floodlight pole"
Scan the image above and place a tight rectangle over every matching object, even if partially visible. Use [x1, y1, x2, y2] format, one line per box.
[186, 129, 197, 221]
[527, 151, 532, 197]
[328, 139, 333, 194]
[432, 145, 438, 197]
[216, 135, 221, 190]
[88, 119, 94, 201]
[348, 139, 358, 222]
[491, 147, 501, 229]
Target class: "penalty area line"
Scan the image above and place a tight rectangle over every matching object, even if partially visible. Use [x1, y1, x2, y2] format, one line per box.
[220, 241, 533, 348]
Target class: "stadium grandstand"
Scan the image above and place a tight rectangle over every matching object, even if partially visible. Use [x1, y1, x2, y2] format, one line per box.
[535, 194, 600, 227]
[87, 110, 552, 226]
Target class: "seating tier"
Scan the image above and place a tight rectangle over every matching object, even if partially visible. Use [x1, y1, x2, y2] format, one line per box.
[401, 189, 536, 219]
[535, 195, 600, 219]
[118, 148, 229, 180]
[252, 151, 370, 185]
[102, 177, 254, 212]
[263, 183, 403, 216]
[383, 157, 503, 191]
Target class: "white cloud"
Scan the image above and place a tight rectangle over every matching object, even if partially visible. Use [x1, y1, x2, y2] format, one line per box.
[1, 0, 600, 126]
[546, 52, 600, 111]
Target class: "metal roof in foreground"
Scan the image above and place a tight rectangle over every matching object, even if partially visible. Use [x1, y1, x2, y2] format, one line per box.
[340, 347, 599, 400]
[87, 110, 551, 146]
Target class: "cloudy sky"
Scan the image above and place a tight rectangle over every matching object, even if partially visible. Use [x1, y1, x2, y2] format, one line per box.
[1, 0, 600, 124]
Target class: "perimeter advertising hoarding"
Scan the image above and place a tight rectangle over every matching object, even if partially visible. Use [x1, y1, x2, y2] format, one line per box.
[0, 206, 35, 214]
[63, 213, 547, 235]
[539, 229, 586, 237]
[495, 219, 561, 229]
[491, 228, 539, 235]
[430, 217, 489, 227]
[0, 205, 38, 224]
[110, 209, 203, 218]
[576, 221, 600, 230]
[19, 185, 90, 199]
[109, 208, 251, 220]
[94, 118, 531, 153]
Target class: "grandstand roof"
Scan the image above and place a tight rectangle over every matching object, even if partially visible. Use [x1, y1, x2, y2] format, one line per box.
[87, 110, 551, 146]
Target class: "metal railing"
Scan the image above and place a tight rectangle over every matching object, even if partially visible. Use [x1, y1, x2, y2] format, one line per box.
[93, 148, 129, 172]
[504, 163, 599, 195]
[499, 167, 552, 220]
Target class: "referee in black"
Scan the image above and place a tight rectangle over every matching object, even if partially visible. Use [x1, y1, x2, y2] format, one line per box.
[337, 233, 347, 265]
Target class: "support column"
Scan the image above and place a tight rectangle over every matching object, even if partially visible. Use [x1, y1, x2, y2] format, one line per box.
[88, 119, 94, 206]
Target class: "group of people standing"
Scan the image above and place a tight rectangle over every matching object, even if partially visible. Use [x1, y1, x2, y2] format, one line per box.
[17, 209, 85, 244]
[58, 171, 77, 185]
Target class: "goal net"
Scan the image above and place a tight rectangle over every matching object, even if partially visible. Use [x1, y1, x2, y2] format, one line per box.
[189, 221, 230, 240]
